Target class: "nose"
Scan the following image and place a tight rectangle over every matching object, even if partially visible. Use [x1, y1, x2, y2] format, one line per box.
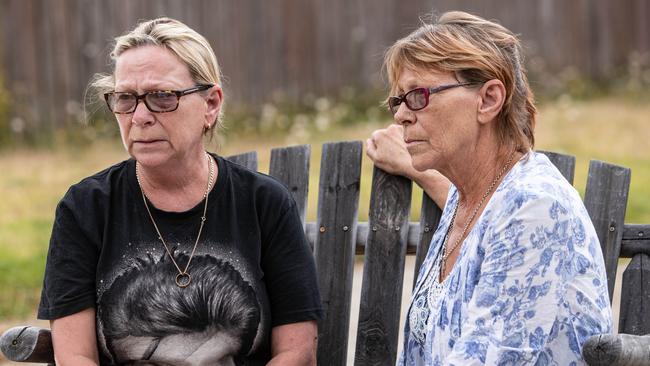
[131, 99, 154, 126]
[393, 103, 414, 126]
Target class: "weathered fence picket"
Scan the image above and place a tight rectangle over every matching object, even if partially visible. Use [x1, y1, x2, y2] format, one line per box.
[312, 141, 362, 365]
[539, 150, 576, 184]
[355, 168, 412, 365]
[583, 160, 632, 301]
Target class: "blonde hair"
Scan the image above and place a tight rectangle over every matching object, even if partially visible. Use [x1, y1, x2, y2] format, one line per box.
[90, 17, 223, 130]
[384, 11, 536, 152]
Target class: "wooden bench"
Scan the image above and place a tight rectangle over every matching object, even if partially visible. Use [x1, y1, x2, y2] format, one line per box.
[1, 142, 649, 365]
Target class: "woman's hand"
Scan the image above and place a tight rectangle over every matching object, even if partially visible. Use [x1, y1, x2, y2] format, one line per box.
[366, 124, 417, 178]
[366, 124, 451, 209]
[268, 320, 318, 365]
[50, 308, 99, 366]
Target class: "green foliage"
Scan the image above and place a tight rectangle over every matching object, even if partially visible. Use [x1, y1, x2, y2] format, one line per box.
[529, 51, 650, 103]
[0, 217, 52, 319]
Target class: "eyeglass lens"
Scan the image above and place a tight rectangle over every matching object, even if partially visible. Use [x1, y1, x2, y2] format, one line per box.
[146, 92, 178, 111]
[389, 88, 427, 114]
[405, 89, 427, 110]
[108, 91, 178, 113]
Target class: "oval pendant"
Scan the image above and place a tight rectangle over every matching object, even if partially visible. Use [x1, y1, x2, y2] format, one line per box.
[175, 272, 191, 288]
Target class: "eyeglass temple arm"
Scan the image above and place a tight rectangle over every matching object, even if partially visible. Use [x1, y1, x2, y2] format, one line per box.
[180, 84, 214, 95]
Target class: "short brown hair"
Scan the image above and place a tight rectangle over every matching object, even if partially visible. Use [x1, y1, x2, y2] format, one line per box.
[384, 11, 536, 152]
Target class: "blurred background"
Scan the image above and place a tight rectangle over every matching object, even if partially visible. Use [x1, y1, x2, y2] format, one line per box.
[0, 0, 649, 363]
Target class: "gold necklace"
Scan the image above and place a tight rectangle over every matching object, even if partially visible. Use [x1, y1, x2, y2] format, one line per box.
[135, 153, 214, 288]
[439, 151, 516, 281]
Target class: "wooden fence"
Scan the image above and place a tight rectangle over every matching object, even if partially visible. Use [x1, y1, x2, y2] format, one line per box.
[1, 0, 649, 137]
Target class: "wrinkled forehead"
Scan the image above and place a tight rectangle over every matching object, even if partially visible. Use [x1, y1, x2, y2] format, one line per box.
[391, 65, 457, 94]
[114, 45, 193, 90]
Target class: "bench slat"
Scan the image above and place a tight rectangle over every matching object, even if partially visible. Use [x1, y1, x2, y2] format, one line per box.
[313, 141, 363, 366]
[269, 145, 311, 226]
[355, 167, 412, 366]
[619, 253, 650, 335]
[413, 194, 442, 288]
[583, 160, 631, 302]
[225, 151, 258, 171]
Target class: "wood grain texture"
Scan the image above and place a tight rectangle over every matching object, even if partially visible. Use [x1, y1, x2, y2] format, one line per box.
[355, 167, 412, 366]
[269, 145, 311, 225]
[582, 334, 650, 366]
[313, 141, 362, 366]
[0, 326, 54, 363]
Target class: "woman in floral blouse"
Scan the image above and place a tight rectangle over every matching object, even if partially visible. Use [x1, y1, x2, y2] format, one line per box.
[366, 11, 612, 365]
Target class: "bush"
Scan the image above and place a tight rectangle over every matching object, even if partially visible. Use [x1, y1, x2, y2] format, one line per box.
[221, 87, 387, 140]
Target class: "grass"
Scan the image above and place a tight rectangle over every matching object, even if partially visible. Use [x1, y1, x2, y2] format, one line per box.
[535, 95, 650, 223]
[0, 94, 649, 321]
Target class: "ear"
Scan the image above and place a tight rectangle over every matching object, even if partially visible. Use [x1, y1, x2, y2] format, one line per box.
[476, 79, 506, 125]
[203, 85, 223, 129]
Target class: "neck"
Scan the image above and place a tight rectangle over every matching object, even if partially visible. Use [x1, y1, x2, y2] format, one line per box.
[136, 151, 214, 212]
[444, 141, 518, 208]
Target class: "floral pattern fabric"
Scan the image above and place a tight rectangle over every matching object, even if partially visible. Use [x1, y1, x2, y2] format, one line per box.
[399, 152, 612, 366]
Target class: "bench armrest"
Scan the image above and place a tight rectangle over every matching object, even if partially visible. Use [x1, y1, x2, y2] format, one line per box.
[0, 326, 54, 364]
[583, 333, 650, 366]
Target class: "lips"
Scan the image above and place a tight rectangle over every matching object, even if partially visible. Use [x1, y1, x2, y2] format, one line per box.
[134, 139, 165, 144]
[404, 137, 427, 144]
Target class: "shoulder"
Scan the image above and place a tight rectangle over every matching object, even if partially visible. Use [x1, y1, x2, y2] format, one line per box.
[479, 153, 600, 256]
[480, 152, 598, 246]
[493, 152, 585, 218]
[61, 159, 132, 209]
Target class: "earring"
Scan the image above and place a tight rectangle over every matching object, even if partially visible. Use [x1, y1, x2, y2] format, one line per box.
[205, 124, 211, 130]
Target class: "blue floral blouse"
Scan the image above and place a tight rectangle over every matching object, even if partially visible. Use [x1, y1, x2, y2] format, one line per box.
[399, 152, 612, 366]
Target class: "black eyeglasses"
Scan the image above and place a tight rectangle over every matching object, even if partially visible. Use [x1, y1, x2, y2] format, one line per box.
[388, 82, 478, 115]
[104, 84, 214, 114]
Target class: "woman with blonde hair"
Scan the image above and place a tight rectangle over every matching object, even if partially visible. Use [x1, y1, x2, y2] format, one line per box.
[367, 11, 611, 365]
[38, 17, 321, 365]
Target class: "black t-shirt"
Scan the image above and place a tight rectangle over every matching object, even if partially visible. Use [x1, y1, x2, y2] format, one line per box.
[38, 154, 322, 365]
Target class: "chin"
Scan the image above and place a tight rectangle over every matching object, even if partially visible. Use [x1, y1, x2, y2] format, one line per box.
[130, 150, 171, 168]
[410, 154, 436, 172]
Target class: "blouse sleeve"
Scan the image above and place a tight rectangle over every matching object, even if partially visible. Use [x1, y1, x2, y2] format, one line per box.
[443, 192, 611, 365]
